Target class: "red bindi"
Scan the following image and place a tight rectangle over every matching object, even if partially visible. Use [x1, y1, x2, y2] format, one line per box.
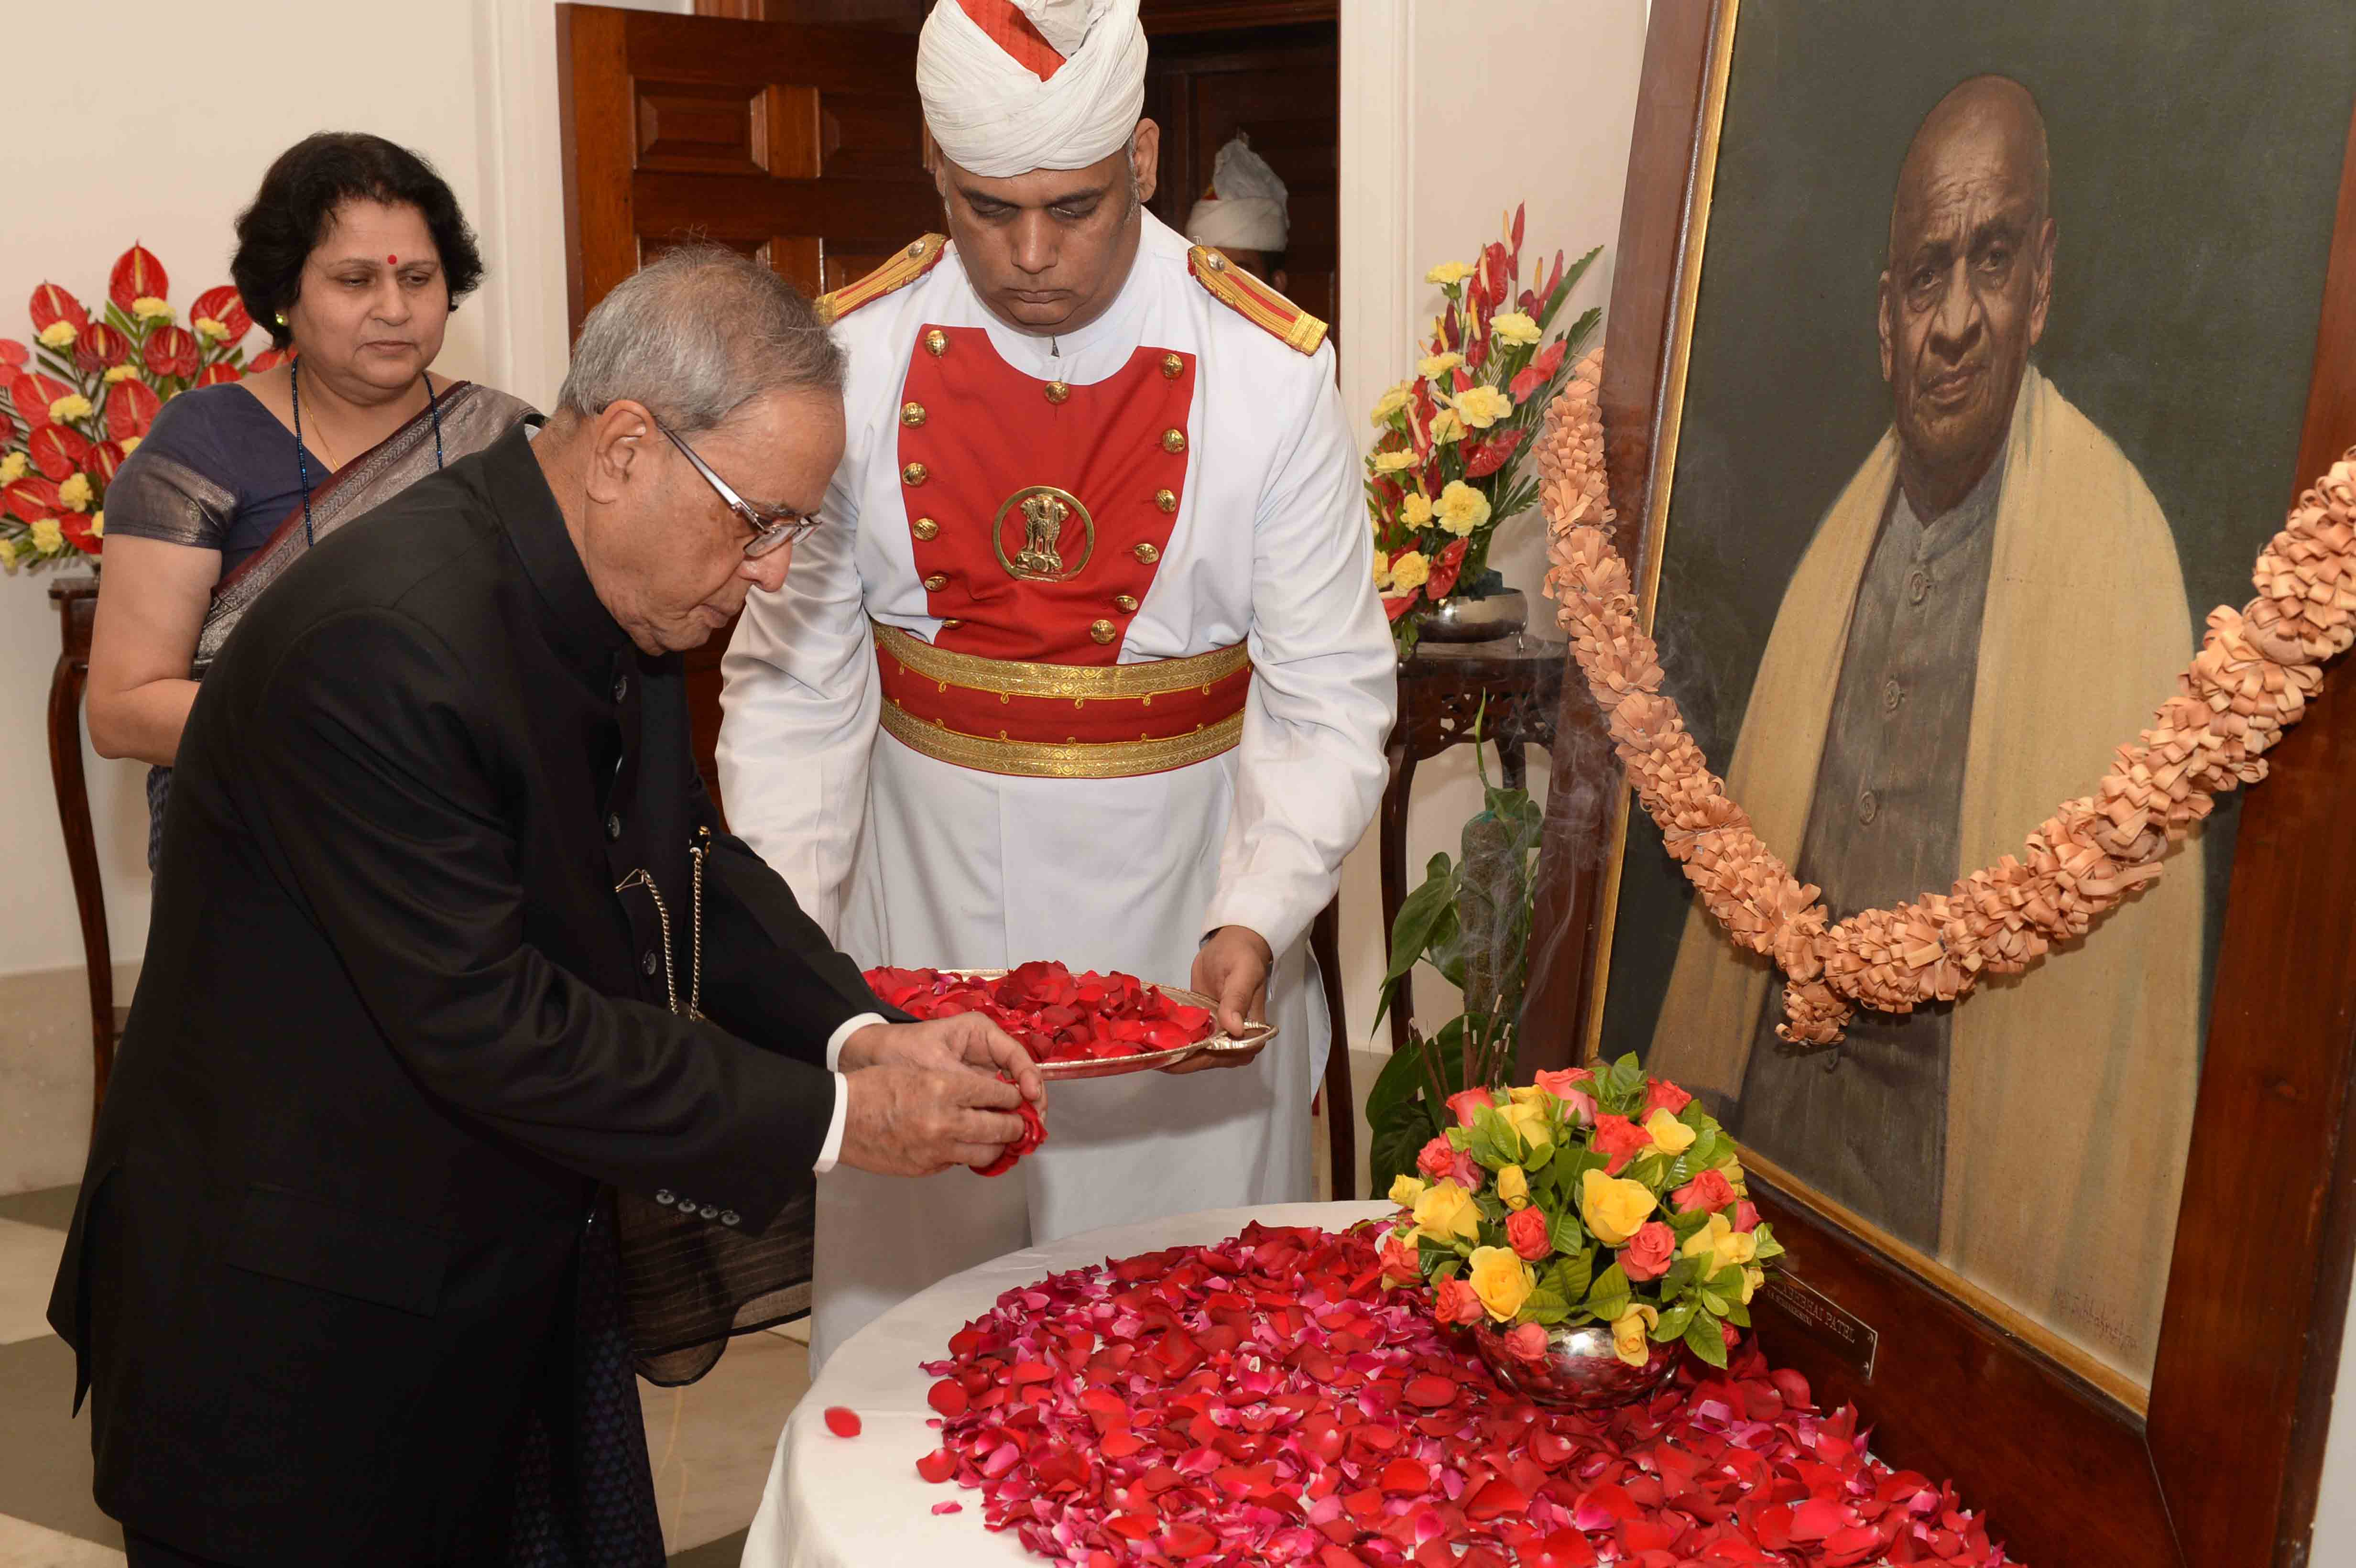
[386, 255, 398, 265]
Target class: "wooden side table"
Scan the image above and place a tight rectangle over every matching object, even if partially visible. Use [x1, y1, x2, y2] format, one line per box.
[47, 574, 123, 1122]
[1380, 635, 1566, 1056]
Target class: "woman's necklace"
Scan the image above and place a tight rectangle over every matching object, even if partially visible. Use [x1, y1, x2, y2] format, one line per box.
[291, 357, 446, 546]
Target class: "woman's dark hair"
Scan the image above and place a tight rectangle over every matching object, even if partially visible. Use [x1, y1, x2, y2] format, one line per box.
[231, 132, 485, 348]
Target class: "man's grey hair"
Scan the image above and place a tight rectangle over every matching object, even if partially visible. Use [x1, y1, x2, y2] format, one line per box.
[557, 245, 845, 435]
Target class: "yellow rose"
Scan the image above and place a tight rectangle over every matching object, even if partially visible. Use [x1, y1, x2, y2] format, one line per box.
[194, 317, 229, 342]
[133, 296, 173, 322]
[1425, 261, 1475, 287]
[1610, 1305, 1660, 1367]
[1412, 1179, 1482, 1246]
[1371, 449, 1419, 474]
[1400, 492, 1435, 528]
[1495, 1099, 1553, 1153]
[1452, 385, 1515, 429]
[119, 436, 142, 455]
[1740, 1265, 1764, 1305]
[1434, 480, 1491, 538]
[1418, 351, 1464, 378]
[1390, 549, 1430, 593]
[49, 394, 93, 424]
[1680, 1212, 1758, 1274]
[1580, 1167, 1657, 1247]
[1389, 1173, 1426, 1208]
[1466, 1245, 1535, 1321]
[1716, 1156, 1749, 1195]
[0, 452, 24, 484]
[57, 473, 92, 512]
[1495, 1165, 1530, 1210]
[1643, 1108, 1696, 1156]
[103, 364, 141, 385]
[30, 518, 65, 554]
[1369, 383, 1410, 426]
[38, 322, 77, 349]
[1489, 311, 1542, 346]
[1429, 409, 1466, 445]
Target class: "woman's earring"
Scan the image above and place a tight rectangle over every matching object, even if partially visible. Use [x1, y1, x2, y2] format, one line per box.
[274, 312, 287, 327]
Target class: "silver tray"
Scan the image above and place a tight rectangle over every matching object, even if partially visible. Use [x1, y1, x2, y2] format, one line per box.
[936, 969, 1279, 1080]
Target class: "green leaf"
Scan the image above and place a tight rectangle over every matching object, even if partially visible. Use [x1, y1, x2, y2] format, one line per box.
[1362, 1035, 1433, 1142]
[1433, 1257, 1461, 1282]
[1472, 1191, 1508, 1224]
[1372, 853, 1458, 1024]
[1522, 1285, 1568, 1318]
[1585, 1262, 1631, 1307]
[1546, 1210, 1585, 1256]
[1722, 1299, 1751, 1328]
[1523, 1139, 1556, 1172]
[1667, 1209, 1712, 1241]
[1546, 1249, 1593, 1305]
[1651, 1301, 1695, 1341]
[1682, 1311, 1730, 1369]
[1368, 1090, 1442, 1197]
[1699, 1290, 1727, 1316]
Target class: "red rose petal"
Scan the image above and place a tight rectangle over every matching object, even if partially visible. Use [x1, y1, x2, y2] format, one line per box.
[930, 1500, 962, 1515]
[928, 1378, 969, 1417]
[822, 1406, 861, 1438]
[916, 1448, 957, 1484]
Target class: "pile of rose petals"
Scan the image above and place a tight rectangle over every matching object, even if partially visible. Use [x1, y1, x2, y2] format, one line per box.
[867, 962, 1218, 1066]
[976, 1096, 1049, 1178]
[914, 1223, 2018, 1567]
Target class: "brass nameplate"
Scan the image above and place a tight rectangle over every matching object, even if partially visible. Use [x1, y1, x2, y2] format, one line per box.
[1756, 1272, 1878, 1381]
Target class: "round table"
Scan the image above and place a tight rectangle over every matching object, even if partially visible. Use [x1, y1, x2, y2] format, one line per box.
[742, 1200, 1394, 1568]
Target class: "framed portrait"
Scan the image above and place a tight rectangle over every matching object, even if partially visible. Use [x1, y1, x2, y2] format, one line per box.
[1524, 3, 2356, 1563]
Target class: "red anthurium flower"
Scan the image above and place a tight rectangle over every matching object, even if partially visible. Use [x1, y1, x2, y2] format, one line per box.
[109, 244, 169, 314]
[1383, 592, 1420, 623]
[247, 346, 290, 373]
[5, 476, 62, 522]
[1425, 537, 1468, 602]
[86, 440, 127, 487]
[28, 425, 91, 481]
[1463, 430, 1524, 480]
[106, 379, 161, 440]
[145, 326, 200, 380]
[0, 339, 27, 370]
[195, 363, 242, 388]
[75, 322, 131, 372]
[1509, 364, 1548, 403]
[11, 371, 72, 427]
[189, 284, 253, 343]
[60, 512, 102, 557]
[29, 283, 90, 336]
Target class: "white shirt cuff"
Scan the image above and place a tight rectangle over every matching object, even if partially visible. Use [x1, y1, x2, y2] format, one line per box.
[813, 1072, 851, 1174]
[826, 1012, 883, 1071]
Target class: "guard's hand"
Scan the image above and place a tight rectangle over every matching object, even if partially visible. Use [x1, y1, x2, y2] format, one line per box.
[1175, 925, 1273, 1074]
[836, 1063, 1031, 1177]
[837, 1014, 1046, 1110]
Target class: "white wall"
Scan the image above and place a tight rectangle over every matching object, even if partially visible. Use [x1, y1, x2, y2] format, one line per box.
[0, 0, 683, 984]
[1332, 0, 1646, 1048]
[2314, 1258, 2356, 1564]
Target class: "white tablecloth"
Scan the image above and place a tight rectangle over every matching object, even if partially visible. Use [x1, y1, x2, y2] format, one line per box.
[742, 1200, 1395, 1568]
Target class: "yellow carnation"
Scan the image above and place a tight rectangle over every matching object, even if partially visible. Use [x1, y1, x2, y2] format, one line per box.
[1389, 1173, 1427, 1208]
[1580, 1167, 1657, 1247]
[39, 322, 78, 349]
[1434, 480, 1490, 537]
[0, 537, 17, 571]
[132, 297, 173, 322]
[103, 365, 141, 385]
[0, 452, 24, 484]
[1412, 1179, 1481, 1246]
[1466, 1245, 1534, 1321]
[1371, 449, 1419, 474]
[1389, 549, 1430, 594]
[1418, 351, 1464, 379]
[119, 436, 142, 455]
[1489, 311, 1542, 346]
[1644, 1108, 1696, 1155]
[90, 512, 105, 537]
[1680, 1211, 1758, 1275]
[1369, 383, 1410, 427]
[1372, 553, 1395, 594]
[57, 473, 92, 512]
[30, 518, 65, 554]
[1425, 261, 1475, 286]
[49, 394, 93, 424]
[1452, 385, 1514, 429]
[1610, 1305, 1660, 1367]
[1495, 1165, 1530, 1210]
[194, 317, 229, 342]
[1429, 410, 1466, 445]
[1400, 492, 1435, 528]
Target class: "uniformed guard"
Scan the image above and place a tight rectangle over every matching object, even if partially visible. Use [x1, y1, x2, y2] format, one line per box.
[718, 0, 1396, 1402]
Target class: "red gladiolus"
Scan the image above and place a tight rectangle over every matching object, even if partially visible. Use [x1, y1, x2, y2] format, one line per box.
[195, 363, 242, 388]
[145, 326, 199, 380]
[107, 379, 161, 440]
[75, 322, 131, 373]
[28, 425, 91, 481]
[1425, 538, 1468, 602]
[60, 512, 101, 557]
[86, 440, 127, 486]
[189, 285, 253, 342]
[1591, 1113, 1653, 1176]
[28, 283, 89, 335]
[1508, 364, 1547, 403]
[4, 477, 62, 522]
[109, 244, 169, 314]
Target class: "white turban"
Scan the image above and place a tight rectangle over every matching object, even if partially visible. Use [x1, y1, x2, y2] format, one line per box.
[917, 0, 1148, 179]
[1183, 132, 1289, 253]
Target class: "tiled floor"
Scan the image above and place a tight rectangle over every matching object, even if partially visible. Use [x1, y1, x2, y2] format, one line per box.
[0, 1184, 804, 1568]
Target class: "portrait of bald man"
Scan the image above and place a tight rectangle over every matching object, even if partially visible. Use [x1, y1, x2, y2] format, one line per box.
[1647, 75, 2203, 1381]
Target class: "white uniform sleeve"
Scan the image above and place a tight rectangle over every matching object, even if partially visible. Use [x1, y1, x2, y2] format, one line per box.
[718, 454, 880, 944]
[1202, 347, 1398, 958]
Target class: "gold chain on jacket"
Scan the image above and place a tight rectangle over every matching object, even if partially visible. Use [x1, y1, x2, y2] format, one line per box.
[614, 827, 710, 1020]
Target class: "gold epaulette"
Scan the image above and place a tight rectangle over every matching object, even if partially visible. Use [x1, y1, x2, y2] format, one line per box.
[1186, 244, 1328, 356]
[816, 235, 948, 327]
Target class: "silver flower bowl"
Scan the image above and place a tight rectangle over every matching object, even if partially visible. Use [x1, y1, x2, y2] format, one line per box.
[1470, 1320, 1679, 1410]
[1415, 588, 1529, 643]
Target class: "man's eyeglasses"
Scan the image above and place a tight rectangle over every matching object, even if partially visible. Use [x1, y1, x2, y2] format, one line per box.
[654, 418, 820, 558]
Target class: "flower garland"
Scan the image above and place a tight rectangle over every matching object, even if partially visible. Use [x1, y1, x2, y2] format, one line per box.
[1535, 348, 2356, 1045]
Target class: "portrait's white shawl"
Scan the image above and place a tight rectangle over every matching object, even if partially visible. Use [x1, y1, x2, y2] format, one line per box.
[1647, 366, 2202, 1385]
[916, 0, 1147, 177]
[1184, 132, 1290, 253]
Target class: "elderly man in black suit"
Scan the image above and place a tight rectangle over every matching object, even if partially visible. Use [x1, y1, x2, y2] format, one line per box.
[48, 246, 1044, 1568]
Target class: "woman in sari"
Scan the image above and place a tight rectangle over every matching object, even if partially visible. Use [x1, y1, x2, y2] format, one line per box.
[88, 131, 533, 863]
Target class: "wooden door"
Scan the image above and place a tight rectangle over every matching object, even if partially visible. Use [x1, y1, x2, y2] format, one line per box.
[558, 4, 941, 806]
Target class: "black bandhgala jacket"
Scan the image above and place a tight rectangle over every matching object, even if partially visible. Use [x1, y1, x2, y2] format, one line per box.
[48, 425, 883, 1564]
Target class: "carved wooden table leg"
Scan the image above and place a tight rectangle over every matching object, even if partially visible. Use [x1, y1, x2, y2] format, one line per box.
[46, 577, 114, 1126]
